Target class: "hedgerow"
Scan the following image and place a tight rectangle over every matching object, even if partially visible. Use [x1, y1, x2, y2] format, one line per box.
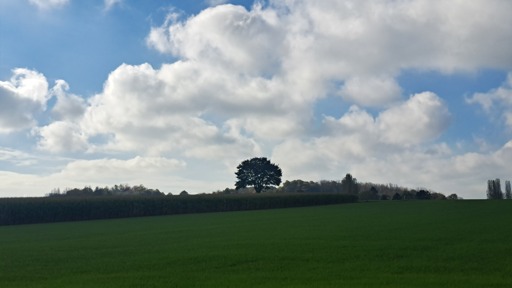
[0, 193, 357, 225]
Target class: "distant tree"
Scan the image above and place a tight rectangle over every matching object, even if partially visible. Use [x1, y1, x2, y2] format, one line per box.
[505, 180, 512, 200]
[318, 180, 342, 193]
[380, 194, 389, 200]
[341, 174, 359, 195]
[402, 191, 414, 200]
[47, 188, 62, 197]
[180, 190, 189, 196]
[49, 184, 163, 197]
[487, 179, 504, 200]
[235, 157, 282, 193]
[360, 186, 379, 201]
[415, 190, 431, 200]
[447, 194, 459, 200]
[279, 179, 321, 193]
[392, 192, 402, 200]
[431, 192, 447, 200]
[94, 186, 109, 196]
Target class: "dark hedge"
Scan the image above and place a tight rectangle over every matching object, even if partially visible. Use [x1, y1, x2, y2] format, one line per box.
[0, 193, 358, 225]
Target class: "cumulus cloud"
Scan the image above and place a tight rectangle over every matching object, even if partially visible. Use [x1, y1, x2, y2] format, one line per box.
[36, 121, 88, 153]
[29, 0, 69, 10]
[147, 4, 284, 76]
[377, 92, 451, 146]
[0, 69, 50, 133]
[32, 62, 264, 161]
[51, 80, 86, 121]
[467, 73, 512, 129]
[273, 92, 451, 181]
[339, 76, 402, 107]
[326, 92, 451, 147]
[278, 0, 512, 74]
[7, 1, 512, 198]
[33, 79, 88, 153]
[147, 0, 512, 107]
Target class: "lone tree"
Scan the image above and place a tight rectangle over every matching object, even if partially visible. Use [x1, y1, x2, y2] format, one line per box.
[235, 157, 282, 193]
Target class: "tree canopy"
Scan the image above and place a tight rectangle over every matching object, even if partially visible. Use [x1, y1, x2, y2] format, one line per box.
[487, 179, 504, 200]
[235, 157, 282, 193]
[341, 173, 359, 195]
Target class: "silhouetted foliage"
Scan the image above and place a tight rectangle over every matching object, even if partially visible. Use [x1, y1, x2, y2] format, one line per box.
[415, 190, 432, 200]
[360, 186, 379, 201]
[505, 180, 511, 200]
[402, 191, 415, 200]
[341, 174, 359, 195]
[267, 178, 444, 201]
[487, 179, 504, 200]
[277, 180, 342, 194]
[48, 184, 164, 197]
[0, 194, 358, 226]
[430, 192, 447, 200]
[235, 157, 282, 193]
[447, 194, 459, 200]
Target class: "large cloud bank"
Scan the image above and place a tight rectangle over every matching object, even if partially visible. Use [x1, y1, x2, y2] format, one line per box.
[3, 0, 512, 197]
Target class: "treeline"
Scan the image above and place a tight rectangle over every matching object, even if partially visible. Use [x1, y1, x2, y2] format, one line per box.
[47, 184, 165, 197]
[487, 179, 512, 199]
[0, 193, 357, 226]
[215, 177, 458, 201]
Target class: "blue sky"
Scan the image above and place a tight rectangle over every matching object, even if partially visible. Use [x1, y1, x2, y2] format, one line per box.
[1, 0, 512, 198]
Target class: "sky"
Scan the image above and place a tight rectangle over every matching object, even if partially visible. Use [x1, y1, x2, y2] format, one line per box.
[1, 0, 512, 199]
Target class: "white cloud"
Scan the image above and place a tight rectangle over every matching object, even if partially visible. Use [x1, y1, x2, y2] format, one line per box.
[279, 0, 512, 73]
[29, 0, 69, 10]
[4, 1, 512, 198]
[339, 76, 402, 107]
[36, 121, 88, 153]
[58, 156, 186, 181]
[0, 147, 38, 167]
[377, 92, 451, 146]
[148, 0, 512, 107]
[31, 62, 264, 161]
[467, 73, 512, 129]
[147, 4, 284, 76]
[51, 80, 86, 121]
[0, 69, 50, 133]
[274, 92, 451, 182]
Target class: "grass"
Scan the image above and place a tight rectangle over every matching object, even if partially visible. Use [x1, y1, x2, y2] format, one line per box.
[1, 200, 511, 287]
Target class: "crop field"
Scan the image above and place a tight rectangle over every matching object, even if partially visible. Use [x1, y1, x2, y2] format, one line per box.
[1, 200, 511, 287]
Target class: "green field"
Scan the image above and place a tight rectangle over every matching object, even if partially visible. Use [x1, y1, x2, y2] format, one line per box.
[1, 200, 511, 287]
